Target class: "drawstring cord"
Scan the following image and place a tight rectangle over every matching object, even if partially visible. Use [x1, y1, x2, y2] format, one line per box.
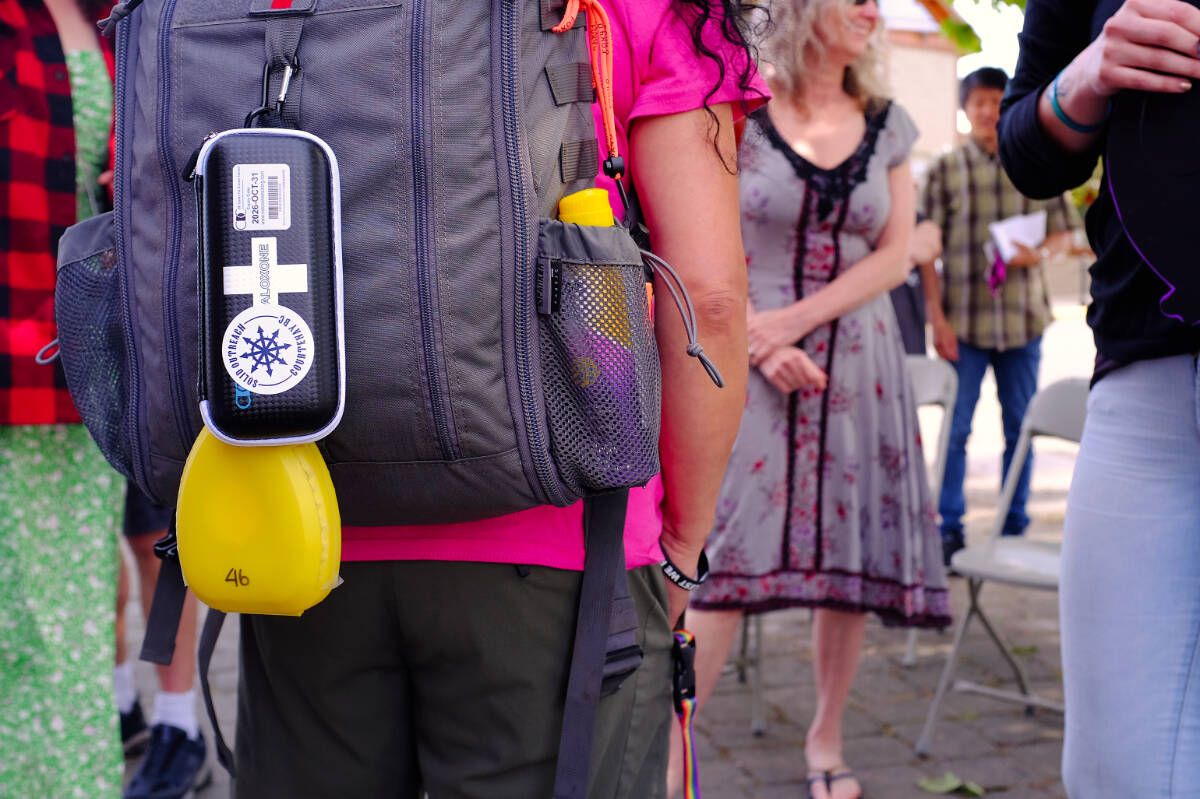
[641, 250, 724, 388]
[35, 339, 60, 365]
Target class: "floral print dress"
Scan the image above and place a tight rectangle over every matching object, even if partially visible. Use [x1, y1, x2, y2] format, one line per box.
[691, 103, 951, 628]
[0, 49, 124, 797]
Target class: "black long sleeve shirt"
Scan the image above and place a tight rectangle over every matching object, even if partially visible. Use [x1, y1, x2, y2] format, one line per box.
[999, 0, 1200, 373]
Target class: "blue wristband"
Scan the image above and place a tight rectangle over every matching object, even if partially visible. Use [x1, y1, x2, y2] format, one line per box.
[1050, 72, 1110, 134]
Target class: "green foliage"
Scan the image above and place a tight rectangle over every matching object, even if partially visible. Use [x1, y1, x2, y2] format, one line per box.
[939, 18, 982, 54]
[918, 773, 987, 796]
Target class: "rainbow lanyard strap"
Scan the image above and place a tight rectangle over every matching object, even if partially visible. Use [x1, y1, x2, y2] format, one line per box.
[673, 630, 701, 799]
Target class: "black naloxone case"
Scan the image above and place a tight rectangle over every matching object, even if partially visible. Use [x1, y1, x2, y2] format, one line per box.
[193, 128, 345, 445]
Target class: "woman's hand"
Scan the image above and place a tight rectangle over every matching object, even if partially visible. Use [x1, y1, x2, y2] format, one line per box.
[759, 346, 828, 395]
[932, 316, 959, 362]
[1006, 242, 1044, 268]
[1042, 0, 1200, 151]
[910, 219, 943, 266]
[1075, 0, 1200, 97]
[747, 304, 813, 366]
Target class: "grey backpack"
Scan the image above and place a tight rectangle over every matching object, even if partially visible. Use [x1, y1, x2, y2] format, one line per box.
[54, 0, 716, 791]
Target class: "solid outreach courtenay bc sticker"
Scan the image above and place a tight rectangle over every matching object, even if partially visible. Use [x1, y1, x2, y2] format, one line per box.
[222, 304, 314, 395]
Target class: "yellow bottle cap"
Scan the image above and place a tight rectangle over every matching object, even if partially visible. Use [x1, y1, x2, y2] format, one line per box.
[558, 188, 615, 227]
[176, 427, 341, 616]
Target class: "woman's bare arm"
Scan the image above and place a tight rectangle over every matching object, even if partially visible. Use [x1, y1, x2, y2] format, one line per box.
[630, 104, 749, 625]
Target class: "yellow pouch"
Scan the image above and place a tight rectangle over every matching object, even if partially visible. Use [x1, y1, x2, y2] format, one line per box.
[176, 427, 341, 616]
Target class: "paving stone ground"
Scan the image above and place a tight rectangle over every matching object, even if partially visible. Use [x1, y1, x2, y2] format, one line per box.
[124, 265, 1093, 798]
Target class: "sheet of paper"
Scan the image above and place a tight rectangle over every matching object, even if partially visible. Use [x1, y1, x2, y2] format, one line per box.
[987, 210, 1047, 263]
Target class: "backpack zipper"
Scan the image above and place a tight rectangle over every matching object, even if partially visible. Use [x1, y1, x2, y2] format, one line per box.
[157, 0, 195, 455]
[411, 0, 459, 461]
[114, 6, 150, 493]
[502, 0, 568, 506]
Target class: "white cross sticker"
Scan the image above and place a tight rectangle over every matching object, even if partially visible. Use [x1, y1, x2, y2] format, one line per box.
[223, 236, 308, 305]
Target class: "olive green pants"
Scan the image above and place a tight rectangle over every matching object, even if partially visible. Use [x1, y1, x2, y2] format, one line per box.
[234, 561, 672, 798]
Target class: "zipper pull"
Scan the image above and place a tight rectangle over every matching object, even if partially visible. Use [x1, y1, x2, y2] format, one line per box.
[98, 0, 146, 38]
[183, 132, 218, 182]
[536, 256, 561, 316]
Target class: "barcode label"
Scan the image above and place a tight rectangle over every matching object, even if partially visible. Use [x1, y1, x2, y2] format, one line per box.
[232, 163, 291, 231]
[266, 176, 282, 221]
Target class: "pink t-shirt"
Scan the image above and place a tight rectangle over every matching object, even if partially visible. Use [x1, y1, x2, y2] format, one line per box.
[342, 1, 766, 571]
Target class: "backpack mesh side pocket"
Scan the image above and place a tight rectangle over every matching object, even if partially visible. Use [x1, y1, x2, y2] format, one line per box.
[536, 221, 661, 496]
[55, 211, 135, 480]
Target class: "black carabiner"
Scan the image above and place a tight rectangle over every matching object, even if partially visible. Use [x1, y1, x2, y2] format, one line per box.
[244, 63, 274, 127]
[244, 59, 301, 128]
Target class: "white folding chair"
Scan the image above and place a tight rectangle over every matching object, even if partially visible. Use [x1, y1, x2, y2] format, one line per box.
[731, 356, 959, 734]
[915, 377, 1089, 756]
[901, 355, 958, 667]
[732, 613, 768, 736]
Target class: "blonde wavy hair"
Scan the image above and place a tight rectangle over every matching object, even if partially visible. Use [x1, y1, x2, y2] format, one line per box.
[756, 0, 890, 114]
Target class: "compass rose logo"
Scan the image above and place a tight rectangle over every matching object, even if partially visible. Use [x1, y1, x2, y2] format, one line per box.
[240, 324, 291, 376]
[221, 303, 313, 395]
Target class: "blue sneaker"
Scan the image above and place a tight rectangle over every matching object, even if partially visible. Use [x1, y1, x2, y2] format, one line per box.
[1001, 515, 1030, 537]
[120, 699, 150, 757]
[940, 527, 965, 569]
[124, 724, 211, 799]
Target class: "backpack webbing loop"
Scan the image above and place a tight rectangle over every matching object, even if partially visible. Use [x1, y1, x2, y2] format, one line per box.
[262, 12, 306, 128]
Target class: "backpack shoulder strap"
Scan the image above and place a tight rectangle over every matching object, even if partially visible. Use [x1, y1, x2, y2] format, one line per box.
[139, 521, 235, 774]
[198, 609, 235, 774]
[552, 488, 639, 799]
[138, 521, 187, 666]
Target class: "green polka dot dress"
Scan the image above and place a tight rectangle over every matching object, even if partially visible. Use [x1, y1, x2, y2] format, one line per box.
[0, 50, 124, 798]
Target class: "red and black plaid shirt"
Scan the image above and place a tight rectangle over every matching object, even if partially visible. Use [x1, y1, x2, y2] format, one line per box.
[1, 0, 113, 425]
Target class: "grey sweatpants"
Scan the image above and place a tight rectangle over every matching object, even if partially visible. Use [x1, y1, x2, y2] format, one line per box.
[233, 561, 673, 799]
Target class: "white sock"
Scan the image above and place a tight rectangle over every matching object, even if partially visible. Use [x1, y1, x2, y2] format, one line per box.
[151, 690, 199, 740]
[113, 662, 137, 714]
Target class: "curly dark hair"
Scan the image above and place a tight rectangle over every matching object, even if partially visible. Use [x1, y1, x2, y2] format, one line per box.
[672, 1, 768, 169]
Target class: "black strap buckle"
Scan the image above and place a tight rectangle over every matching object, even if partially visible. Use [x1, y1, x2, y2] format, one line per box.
[672, 631, 697, 714]
[152, 529, 178, 561]
[601, 644, 644, 696]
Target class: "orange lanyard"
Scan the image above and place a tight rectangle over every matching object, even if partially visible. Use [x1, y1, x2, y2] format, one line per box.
[552, 0, 622, 180]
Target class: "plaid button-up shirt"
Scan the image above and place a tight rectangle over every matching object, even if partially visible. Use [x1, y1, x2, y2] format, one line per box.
[1, 1, 113, 425]
[920, 137, 1079, 351]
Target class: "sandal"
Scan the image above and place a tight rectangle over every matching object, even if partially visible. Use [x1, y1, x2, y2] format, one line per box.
[805, 765, 863, 799]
